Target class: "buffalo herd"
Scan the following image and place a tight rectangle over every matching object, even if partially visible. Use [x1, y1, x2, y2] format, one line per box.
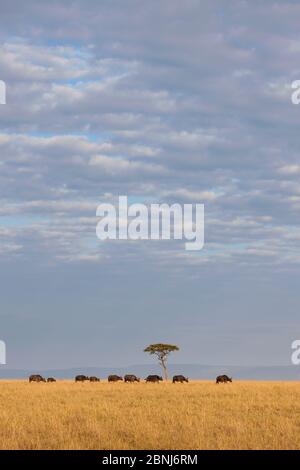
[29, 373, 233, 383]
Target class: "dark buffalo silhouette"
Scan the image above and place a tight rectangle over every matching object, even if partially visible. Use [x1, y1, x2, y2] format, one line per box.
[145, 375, 163, 383]
[89, 376, 100, 382]
[29, 374, 46, 383]
[216, 375, 232, 384]
[172, 375, 189, 383]
[47, 377, 56, 383]
[108, 375, 123, 382]
[75, 375, 89, 382]
[124, 374, 140, 383]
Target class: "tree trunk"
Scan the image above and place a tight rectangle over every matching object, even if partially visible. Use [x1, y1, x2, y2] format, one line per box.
[161, 359, 168, 381]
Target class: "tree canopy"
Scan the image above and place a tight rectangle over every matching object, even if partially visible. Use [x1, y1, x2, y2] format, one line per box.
[144, 343, 179, 355]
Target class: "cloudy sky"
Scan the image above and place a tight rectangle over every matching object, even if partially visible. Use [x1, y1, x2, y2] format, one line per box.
[0, 0, 300, 370]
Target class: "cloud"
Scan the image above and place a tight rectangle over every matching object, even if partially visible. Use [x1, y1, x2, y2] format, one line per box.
[279, 165, 300, 175]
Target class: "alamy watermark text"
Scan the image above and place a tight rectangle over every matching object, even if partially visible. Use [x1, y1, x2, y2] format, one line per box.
[0, 80, 6, 104]
[96, 196, 204, 251]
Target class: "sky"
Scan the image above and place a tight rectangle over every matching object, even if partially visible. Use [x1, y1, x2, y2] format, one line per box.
[0, 0, 300, 369]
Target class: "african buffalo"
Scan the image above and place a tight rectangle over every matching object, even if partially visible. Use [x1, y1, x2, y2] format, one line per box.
[172, 375, 189, 383]
[89, 376, 100, 382]
[108, 375, 123, 382]
[29, 374, 46, 383]
[124, 374, 140, 383]
[216, 375, 232, 384]
[47, 377, 56, 383]
[145, 375, 163, 383]
[75, 375, 89, 382]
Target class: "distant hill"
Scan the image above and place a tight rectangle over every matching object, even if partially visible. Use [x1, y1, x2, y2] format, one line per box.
[0, 364, 299, 380]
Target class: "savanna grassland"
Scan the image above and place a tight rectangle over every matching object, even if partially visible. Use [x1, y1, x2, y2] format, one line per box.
[0, 380, 299, 450]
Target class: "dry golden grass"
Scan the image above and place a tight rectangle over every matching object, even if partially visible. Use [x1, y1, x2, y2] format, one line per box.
[0, 380, 299, 450]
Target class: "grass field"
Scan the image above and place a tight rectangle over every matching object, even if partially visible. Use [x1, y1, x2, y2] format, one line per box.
[0, 380, 299, 450]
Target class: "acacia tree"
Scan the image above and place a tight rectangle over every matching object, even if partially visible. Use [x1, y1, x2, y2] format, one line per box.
[144, 343, 179, 380]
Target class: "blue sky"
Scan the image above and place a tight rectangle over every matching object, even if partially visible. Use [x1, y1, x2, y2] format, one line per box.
[0, 0, 300, 369]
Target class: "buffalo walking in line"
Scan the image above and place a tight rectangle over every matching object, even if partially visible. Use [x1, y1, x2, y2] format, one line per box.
[29, 374, 46, 383]
[216, 375, 232, 384]
[108, 375, 123, 382]
[89, 376, 100, 382]
[145, 375, 163, 383]
[75, 375, 89, 382]
[172, 375, 188, 383]
[47, 377, 56, 382]
[124, 374, 140, 383]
